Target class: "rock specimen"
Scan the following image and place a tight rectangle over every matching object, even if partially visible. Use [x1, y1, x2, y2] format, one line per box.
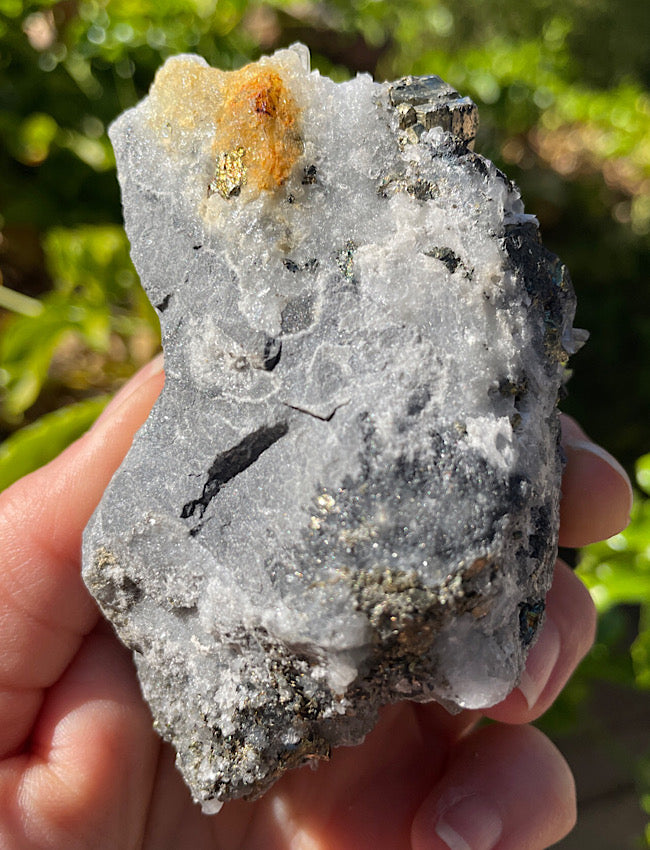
[82, 44, 585, 811]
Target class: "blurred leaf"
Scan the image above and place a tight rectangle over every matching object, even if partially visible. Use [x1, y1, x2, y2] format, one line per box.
[16, 112, 58, 165]
[0, 0, 22, 17]
[638, 453, 650, 496]
[578, 460, 650, 689]
[632, 605, 650, 690]
[0, 286, 43, 316]
[0, 307, 73, 416]
[0, 395, 109, 491]
[0, 225, 159, 422]
[44, 225, 135, 302]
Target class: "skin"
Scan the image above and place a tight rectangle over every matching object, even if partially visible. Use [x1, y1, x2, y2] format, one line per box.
[0, 355, 633, 850]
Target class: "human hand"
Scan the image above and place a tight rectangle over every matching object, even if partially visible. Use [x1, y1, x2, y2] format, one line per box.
[0, 356, 632, 849]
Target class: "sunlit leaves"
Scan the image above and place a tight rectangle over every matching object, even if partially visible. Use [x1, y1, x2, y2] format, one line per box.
[0, 225, 159, 421]
[15, 112, 58, 164]
[578, 456, 650, 689]
[0, 395, 109, 490]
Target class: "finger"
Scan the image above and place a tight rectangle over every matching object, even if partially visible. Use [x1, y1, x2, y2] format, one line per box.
[215, 702, 451, 850]
[88, 352, 163, 433]
[0, 627, 160, 848]
[484, 560, 596, 724]
[411, 701, 482, 747]
[0, 358, 164, 757]
[559, 414, 632, 547]
[0, 357, 164, 687]
[411, 724, 576, 850]
[141, 741, 216, 850]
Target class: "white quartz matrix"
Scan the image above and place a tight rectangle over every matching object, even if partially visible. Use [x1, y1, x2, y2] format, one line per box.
[83, 44, 585, 809]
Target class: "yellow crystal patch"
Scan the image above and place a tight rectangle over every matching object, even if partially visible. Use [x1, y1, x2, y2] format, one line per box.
[149, 57, 302, 200]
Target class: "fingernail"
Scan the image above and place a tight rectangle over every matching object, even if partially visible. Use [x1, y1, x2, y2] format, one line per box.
[435, 796, 502, 850]
[564, 438, 634, 516]
[517, 614, 561, 710]
[90, 353, 164, 431]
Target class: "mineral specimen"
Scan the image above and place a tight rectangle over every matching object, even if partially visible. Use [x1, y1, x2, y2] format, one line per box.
[82, 44, 585, 811]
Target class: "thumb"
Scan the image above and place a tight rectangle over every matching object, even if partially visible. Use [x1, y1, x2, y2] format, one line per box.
[34, 353, 165, 564]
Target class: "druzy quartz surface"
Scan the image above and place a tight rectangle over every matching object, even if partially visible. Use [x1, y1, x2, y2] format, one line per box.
[82, 44, 586, 811]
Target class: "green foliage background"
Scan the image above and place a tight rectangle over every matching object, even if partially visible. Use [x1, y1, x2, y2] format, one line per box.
[1, 0, 649, 842]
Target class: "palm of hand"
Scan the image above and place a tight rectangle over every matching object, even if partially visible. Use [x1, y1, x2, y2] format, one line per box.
[0, 362, 631, 850]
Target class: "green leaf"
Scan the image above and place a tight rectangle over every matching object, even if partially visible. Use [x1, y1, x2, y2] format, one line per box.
[637, 454, 650, 496]
[0, 224, 160, 421]
[0, 309, 72, 417]
[16, 112, 59, 166]
[43, 225, 135, 303]
[632, 603, 650, 689]
[0, 0, 23, 18]
[579, 456, 650, 693]
[0, 286, 44, 317]
[0, 396, 110, 492]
